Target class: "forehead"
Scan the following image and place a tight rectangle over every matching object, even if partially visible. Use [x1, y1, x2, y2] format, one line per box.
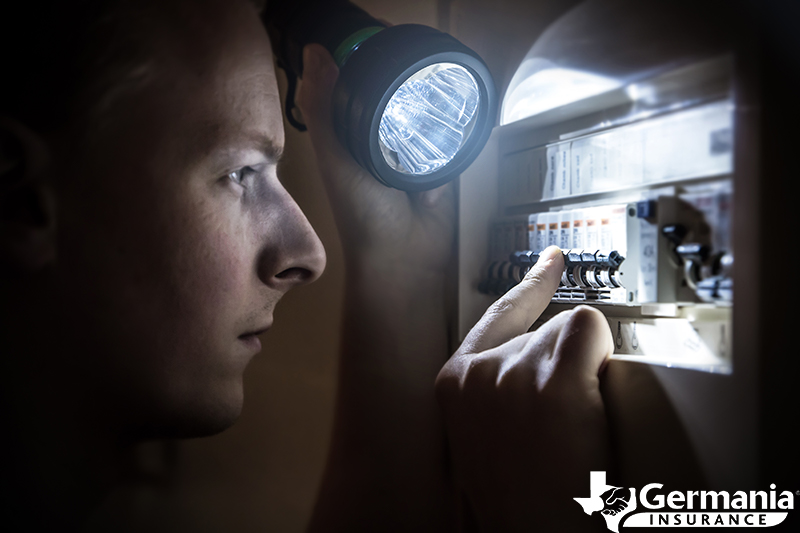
[92, 0, 284, 166]
[163, 0, 284, 152]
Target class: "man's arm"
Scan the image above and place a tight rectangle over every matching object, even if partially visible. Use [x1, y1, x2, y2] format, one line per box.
[307, 261, 454, 530]
[298, 44, 455, 531]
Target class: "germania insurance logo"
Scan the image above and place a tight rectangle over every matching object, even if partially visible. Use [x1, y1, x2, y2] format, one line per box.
[574, 471, 794, 531]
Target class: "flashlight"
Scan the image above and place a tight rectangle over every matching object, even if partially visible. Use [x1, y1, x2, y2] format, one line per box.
[263, 0, 497, 192]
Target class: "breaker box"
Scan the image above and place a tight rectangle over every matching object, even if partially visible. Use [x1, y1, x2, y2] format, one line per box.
[457, 53, 757, 489]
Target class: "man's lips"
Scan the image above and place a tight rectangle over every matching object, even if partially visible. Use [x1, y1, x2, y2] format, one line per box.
[240, 325, 270, 338]
[238, 324, 271, 351]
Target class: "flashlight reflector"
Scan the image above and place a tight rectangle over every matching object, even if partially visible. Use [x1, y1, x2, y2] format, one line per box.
[378, 63, 480, 175]
[331, 24, 496, 191]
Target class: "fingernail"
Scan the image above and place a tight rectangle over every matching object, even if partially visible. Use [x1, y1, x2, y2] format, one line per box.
[538, 245, 562, 264]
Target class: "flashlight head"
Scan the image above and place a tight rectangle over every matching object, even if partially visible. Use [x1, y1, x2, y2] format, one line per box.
[332, 24, 496, 191]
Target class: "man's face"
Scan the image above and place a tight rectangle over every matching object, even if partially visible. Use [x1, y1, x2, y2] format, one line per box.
[51, 0, 326, 438]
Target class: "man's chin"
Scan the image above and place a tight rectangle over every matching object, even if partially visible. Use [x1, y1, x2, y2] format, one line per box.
[170, 412, 241, 439]
[129, 391, 244, 440]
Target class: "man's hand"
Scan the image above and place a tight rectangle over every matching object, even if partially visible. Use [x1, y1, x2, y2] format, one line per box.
[296, 43, 455, 277]
[436, 246, 614, 531]
[299, 43, 455, 531]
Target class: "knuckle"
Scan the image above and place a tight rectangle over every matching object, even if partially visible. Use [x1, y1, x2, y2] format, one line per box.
[495, 369, 526, 398]
[521, 266, 548, 287]
[434, 369, 460, 404]
[489, 294, 517, 317]
[565, 305, 607, 335]
[461, 354, 497, 393]
[435, 360, 460, 389]
[435, 353, 492, 398]
[496, 356, 539, 397]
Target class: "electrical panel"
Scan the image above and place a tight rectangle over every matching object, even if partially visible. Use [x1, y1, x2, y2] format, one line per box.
[459, 56, 734, 374]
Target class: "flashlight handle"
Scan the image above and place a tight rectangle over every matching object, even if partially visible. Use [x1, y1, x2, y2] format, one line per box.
[263, 0, 387, 79]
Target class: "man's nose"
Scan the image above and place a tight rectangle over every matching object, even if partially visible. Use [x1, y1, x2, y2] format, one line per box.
[257, 191, 326, 292]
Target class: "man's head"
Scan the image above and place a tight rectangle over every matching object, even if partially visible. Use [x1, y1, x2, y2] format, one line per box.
[0, 0, 326, 439]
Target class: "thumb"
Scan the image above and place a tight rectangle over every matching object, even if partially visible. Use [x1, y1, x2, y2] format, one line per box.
[458, 245, 564, 356]
[549, 305, 614, 383]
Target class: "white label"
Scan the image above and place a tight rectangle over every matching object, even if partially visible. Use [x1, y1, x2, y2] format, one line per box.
[571, 135, 608, 195]
[572, 209, 586, 250]
[535, 213, 548, 252]
[585, 208, 600, 250]
[557, 144, 571, 197]
[609, 204, 628, 254]
[638, 218, 659, 303]
[543, 145, 558, 200]
[544, 142, 571, 199]
[547, 213, 559, 247]
[599, 207, 613, 250]
[643, 101, 733, 184]
[559, 211, 572, 249]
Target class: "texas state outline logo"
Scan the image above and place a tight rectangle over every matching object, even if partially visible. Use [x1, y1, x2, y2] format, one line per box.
[574, 471, 794, 531]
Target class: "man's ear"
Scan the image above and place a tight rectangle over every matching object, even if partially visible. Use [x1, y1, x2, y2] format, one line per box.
[0, 119, 56, 271]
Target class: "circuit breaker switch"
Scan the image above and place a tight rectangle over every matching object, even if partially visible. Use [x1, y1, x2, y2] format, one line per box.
[662, 224, 688, 246]
[565, 249, 583, 265]
[676, 243, 713, 291]
[676, 243, 710, 262]
[585, 267, 604, 288]
[569, 266, 590, 288]
[510, 250, 538, 265]
[636, 199, 657, 219]
[600, 268, 622, 288]
[595, 250, 625, 269]
[486, 248, 629, 298]
[581, 251, 597, 263]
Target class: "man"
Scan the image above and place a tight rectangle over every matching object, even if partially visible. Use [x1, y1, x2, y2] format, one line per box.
[0, 0, 611, 530]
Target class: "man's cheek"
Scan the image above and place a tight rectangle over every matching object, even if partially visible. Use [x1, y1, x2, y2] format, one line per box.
[181, 216, 253, 311]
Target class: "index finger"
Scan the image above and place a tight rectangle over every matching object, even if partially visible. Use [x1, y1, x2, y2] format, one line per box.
[458, 246, 564, 356]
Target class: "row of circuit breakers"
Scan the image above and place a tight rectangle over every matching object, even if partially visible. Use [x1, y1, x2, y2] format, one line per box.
[479, 192, 733, 306]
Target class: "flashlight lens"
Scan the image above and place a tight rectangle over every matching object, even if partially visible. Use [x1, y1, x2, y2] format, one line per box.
[378, 63, 480, 175]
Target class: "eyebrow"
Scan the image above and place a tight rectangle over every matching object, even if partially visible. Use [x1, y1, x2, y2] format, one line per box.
[255, 134, 284, 163]
[207, 131, 285, 169]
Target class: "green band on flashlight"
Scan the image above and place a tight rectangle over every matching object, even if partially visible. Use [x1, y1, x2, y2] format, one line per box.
[333, 26, 385, 67]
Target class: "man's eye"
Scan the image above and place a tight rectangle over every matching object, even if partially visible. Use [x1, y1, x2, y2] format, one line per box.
[227, 166, 257, 185]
